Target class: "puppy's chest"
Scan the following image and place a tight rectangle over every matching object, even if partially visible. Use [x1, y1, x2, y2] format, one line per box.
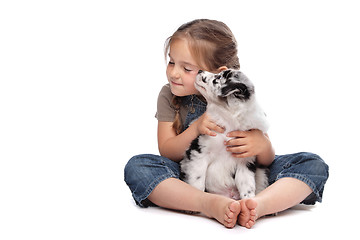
[197, 114, 237, 156]
[198, 133, 230, 156]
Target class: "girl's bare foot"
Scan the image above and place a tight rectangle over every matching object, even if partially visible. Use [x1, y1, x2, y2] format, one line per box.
[202, 194, 241, 228]
[238, 198, 258, 229]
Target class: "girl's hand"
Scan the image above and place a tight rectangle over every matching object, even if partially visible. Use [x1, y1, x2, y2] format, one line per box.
[224, 129, 271, 158]
[194, 112, 225, 136]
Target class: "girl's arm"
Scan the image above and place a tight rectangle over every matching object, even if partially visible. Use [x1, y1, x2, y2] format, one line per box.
[158, 112, 225, 162]
[157, 121, 198, 162]
[225, 129, 275, 166]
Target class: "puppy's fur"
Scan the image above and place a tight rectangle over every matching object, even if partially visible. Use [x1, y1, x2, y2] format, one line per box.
[180, 70, 269, 200]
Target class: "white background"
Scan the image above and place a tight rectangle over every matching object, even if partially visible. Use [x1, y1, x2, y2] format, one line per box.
[1, 0, 359, 239]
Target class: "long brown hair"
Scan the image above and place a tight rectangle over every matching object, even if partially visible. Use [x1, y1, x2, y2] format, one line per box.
[164, 19, 240, 134]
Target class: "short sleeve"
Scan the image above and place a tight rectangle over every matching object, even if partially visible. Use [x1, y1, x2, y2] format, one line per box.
[155, 84, 176, 122]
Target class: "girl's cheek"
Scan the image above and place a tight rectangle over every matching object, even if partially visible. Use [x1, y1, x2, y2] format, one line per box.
[185, 77, 196, 87]
[165, 68, 172, 81]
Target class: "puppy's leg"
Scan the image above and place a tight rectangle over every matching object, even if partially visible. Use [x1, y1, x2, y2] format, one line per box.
[181, 153, 210, 191]
[235, 162, 256, 199]
[255, 168, 268, 195]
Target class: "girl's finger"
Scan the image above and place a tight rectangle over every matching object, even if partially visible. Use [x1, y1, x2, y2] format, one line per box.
[205, 128, 217, 136]
[207, 121, 224, 134]
[227, 130, 248, 138]
[232, 151, 251, 158]
[225, 137, 246, 146]
[226, 145, 246, 153]
[213, 124, 225, 133]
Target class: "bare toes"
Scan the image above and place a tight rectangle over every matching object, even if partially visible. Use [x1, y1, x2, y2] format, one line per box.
[245, 220, 255, 229]
[238, 199, 258, 228]
[224, 201, 241, 228]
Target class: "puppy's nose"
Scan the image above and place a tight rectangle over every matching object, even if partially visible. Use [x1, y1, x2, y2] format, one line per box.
[198, 70, 203, 74]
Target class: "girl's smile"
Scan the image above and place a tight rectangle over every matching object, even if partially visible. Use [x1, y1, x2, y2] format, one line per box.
[170, 81, 184, 86]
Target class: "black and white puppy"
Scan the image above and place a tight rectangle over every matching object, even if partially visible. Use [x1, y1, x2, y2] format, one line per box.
[180, 69, 269, 200]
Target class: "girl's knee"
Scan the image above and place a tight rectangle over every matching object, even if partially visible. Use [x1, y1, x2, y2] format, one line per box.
[274, 152, 329, 181]
[124, 154, 180, 186]
[278, 152, 329, 204]
[299, 152, 329, 178]
[124, 154, 180, 207]
[299, 152, 329, 204]
[124, 154, 152, 185]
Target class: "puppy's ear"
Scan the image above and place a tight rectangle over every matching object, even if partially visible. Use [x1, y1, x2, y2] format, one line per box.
[220, 82, 251, 100]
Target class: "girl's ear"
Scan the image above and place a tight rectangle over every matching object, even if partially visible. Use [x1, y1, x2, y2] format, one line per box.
[216, 66, 228, 73]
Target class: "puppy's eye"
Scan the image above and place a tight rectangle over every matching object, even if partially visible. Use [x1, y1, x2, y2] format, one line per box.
[222, 70, 232, 78]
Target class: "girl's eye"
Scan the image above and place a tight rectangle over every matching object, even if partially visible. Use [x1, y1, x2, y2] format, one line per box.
[168, 61, 175, 65]
[184, 67, 192, 72]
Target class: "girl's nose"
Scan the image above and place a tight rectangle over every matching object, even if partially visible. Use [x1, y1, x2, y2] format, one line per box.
[169, 67, 181, 79]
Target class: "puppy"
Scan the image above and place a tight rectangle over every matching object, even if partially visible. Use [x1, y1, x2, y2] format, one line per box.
[180, 69, 269, 200]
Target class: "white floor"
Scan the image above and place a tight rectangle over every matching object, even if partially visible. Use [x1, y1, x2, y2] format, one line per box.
[124, 200, 335, 239]
[1, 1, 360, 239]
[120, 161, 356, 240]
[121, 172, 356, 240]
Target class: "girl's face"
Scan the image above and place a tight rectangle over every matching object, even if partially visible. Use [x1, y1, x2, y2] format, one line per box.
[166, 38, 201, 96]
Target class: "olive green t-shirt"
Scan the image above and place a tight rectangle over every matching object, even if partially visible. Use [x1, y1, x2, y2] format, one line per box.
[155, 84, 188, 125]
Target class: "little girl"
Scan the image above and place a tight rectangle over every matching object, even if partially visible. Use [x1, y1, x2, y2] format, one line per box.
[124, 19, 329, 229]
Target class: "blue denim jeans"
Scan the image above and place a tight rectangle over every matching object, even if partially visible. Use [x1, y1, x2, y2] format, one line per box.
[124, 95, 329, 207]
[124, 152, 328, 207]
